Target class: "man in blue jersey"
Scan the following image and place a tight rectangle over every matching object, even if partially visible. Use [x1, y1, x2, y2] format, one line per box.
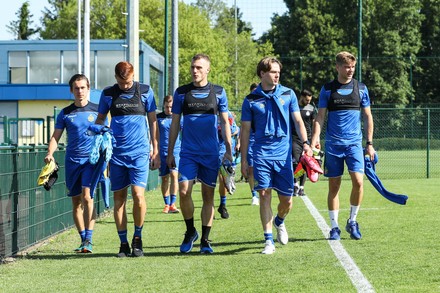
[157, 95, 180, 214]
[95, 61, 160, 257]
[45, 74, 100, 253]
[311, 51, 375, 241]
[292, 89, 317, 196]
[240, 57, 312, 254]
[167, 53, 233, 254]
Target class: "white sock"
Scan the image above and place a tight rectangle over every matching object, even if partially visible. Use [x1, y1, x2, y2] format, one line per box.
[350, 205, 360, 222]
[329, 210, 339, 229]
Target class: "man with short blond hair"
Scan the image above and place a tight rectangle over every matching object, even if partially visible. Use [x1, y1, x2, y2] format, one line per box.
[311, 51, 375, 241]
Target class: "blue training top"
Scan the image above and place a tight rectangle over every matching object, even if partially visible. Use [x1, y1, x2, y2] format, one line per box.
[318, 79, 371, 145]
[55, 102, 99, 162]
[157, 111, 182, 156]
[172, 82, 229, 156]
[241, 83, 299, 160]
[98, 82, 157, 157]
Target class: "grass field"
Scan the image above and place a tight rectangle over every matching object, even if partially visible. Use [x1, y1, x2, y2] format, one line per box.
[1, 177, 439, 292]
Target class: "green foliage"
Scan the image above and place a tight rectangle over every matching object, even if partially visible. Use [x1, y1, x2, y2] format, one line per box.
[263, 0, 425, 106]
[6, 1, 40, 40]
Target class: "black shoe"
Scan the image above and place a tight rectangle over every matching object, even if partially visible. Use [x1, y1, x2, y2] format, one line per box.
[200, 239, 213, 254]
[298, 189, 306, 196]
[217, 204, 229, 219]
[131, 237, 144, 257]
[117, 242, 131, 258]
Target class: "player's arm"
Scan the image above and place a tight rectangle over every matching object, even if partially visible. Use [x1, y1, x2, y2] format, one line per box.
[147, 111, 160, 170]
[240, 121, 251, 179]
[166, 113, 181, 169]
[219, 111, 233, 163]
[362, 106, 375, 159]
[291, 111, 312, 156]
[45, 128, 63, 163]
[311, 107, 326, 150]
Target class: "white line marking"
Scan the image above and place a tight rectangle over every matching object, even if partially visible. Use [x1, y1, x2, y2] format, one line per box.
[301, 196, 375, 293]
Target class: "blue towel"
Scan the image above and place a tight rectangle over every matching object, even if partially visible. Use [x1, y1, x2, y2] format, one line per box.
[87, 125, 114, 202]
[364, 154, 408, 205]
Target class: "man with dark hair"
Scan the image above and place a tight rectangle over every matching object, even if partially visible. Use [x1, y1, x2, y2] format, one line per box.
[45, 74, 101, 253]
[157, 95, 181, 214]
[167, 53, 232, 254]
[311, 51, 375, 241]
[241, 57, 312, 254]
[95, 61, 160, 257]
[292, 89, 317, 196]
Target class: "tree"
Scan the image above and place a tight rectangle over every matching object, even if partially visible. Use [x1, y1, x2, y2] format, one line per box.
[414, 0, 440, 105]
[262, 0, 424, 107]
[6, 1, 40, 40]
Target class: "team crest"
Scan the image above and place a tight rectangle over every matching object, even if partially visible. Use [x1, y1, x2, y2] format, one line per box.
[259, 104, 264, 109]
[280, 98, 285, 105]
[88, 114, 94, 122]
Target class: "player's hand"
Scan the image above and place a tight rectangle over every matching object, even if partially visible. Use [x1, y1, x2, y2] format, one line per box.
[44, 154, 54, 164]
[303, 143, 313, 157]
[166, 154, 176, 169]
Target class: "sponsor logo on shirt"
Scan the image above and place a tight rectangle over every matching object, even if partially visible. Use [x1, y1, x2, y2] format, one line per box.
[115, 103, 140, 108]
[88, 114, 95, 122]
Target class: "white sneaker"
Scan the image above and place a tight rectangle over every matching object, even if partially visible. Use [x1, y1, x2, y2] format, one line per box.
[261, 240, 275, 254]
[251, 196, 259, 206]
[274, 220, 289, 245]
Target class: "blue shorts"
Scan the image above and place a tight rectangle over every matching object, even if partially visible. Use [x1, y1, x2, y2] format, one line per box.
[253, 158, 294, 196]
[65, 157, 94, 197]
[324, 143, 364, 177]
[110, 153, 149, 191]
[178, 155, 219, 188]
[247, 144, 254, 167]
[159, 152, 179, 177]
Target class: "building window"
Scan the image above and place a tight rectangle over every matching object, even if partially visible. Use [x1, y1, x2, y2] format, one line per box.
[9, 51, 27, 84]
[29, 51, 61, 83]
[96, 51, 124, 89]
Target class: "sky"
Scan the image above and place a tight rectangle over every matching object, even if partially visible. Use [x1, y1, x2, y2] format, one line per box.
[0, 0, 287, 40]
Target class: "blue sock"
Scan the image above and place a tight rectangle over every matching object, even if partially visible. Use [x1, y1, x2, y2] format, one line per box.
[163, 196, 170, 205]
[274, 215, 284, 227]
[79, 230, 86, 242]
[134, 225, 143, 238]
[220, 196, 227, 205]
[264, 232, 274, 244]
[251, 190, 258, 198]
[118, 230, 128, 243]
[170, 194, 177, 205]
[85, 229, 93, 242]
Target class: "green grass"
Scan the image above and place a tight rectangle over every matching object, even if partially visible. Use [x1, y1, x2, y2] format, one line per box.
[1, 178, 439, 292]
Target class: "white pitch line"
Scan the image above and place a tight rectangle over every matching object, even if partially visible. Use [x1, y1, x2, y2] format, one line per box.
[301, 196, 375, 293]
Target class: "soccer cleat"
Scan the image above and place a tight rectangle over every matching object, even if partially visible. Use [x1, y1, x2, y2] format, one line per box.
[200, 239, 214, 254]
[345, 219, 362, 240]
[261, 240, 275, 255]
[82, 239, 93, 253]
[117, 242, 131, 258]
[251, 196, 260, 206]
[329, 227, 341, 240]
[274, 220, 289, 245]
[293, 186, 299, 196]
[74, 243, 84, 252]
[180, 230, 199, 253]
[168, 204, 180, 213]
[131, 237, 144, 257]
[217, 204, 230, 219]
[298, 189, 306, 196]
[162, 205, 170, 214]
